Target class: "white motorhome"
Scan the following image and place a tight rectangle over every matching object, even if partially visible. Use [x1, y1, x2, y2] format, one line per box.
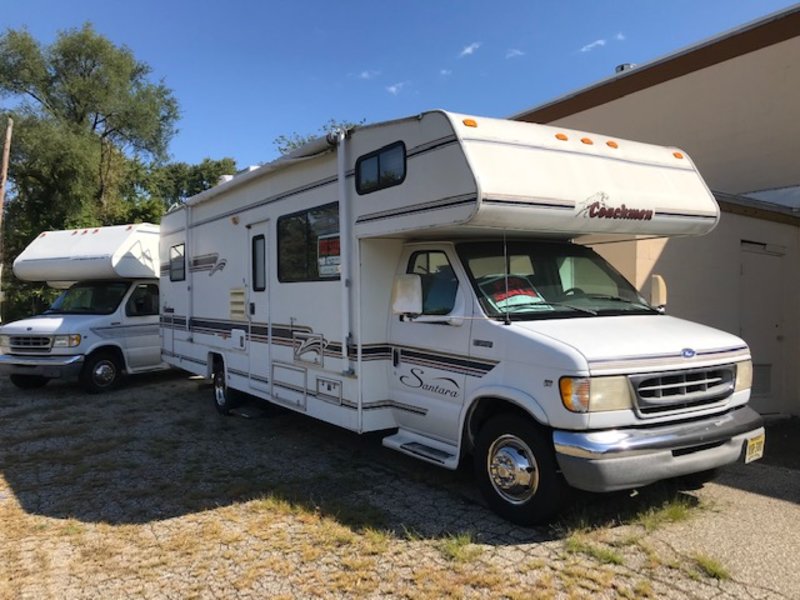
[0, 223, 165, 393]
[160, 111, 764, 524]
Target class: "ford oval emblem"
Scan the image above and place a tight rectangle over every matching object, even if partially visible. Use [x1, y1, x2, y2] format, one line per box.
[681, 348, 696, 359]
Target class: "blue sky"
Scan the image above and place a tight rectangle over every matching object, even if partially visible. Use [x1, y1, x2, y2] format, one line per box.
[3, 0, 797, 167]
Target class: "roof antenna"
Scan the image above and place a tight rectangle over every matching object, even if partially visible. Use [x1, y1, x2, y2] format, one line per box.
[503, 231, 511, 326]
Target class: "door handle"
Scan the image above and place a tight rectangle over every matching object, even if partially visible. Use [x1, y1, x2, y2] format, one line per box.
[249, 302, 255, 316]
[392, 348, 400, 367]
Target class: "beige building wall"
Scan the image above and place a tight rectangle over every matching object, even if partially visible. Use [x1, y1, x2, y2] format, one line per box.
[594, 212, 799, 416]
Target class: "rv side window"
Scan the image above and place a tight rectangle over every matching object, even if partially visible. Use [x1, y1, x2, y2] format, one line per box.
[278, 202, 340, 282]
[252, 235, 266, 291]
[356, 141, 406, 195]
[169, 244, 185, 282]
[408, 251, 458, 315]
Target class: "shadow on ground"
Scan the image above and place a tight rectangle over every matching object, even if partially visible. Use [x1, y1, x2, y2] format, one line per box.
[0, 371, 732, 544]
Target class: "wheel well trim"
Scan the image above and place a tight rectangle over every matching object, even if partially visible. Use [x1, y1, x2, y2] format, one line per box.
[460, 385, 550, 451]
[85, 343, 127, 369]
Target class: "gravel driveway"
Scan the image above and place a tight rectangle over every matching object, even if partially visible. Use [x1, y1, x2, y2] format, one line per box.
[1, 370, 798, 599]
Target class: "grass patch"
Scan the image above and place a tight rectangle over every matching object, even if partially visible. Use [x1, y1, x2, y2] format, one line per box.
[564, 533, 625, 566]
[633, 495, 697, 532]
[438, 532, 482, 563]
[692, 553, 730, 580]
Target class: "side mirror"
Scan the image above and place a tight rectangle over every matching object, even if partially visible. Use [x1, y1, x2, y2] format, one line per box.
[650, 274, 667, 313]
[392, 274, 422, 316]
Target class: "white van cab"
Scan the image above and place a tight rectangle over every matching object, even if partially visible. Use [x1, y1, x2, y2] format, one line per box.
[0, 224, 165, 392]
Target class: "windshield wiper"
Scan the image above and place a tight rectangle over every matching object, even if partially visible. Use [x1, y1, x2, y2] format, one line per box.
[583, 294, 658, 312]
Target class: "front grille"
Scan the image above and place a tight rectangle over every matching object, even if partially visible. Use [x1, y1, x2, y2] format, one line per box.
[631, 366, 734, 417]
[9, 335, 53, 352]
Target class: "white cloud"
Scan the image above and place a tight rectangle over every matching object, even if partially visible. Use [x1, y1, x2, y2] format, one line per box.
[580, 39, 606, 53]
[506, 49, 525, 59]
[459, 42, 481, 58]
[386, 81, 407, 95]
[358, 69, 380, 80]
[440, 69, 452, 76]
[615, 32, 626, 41]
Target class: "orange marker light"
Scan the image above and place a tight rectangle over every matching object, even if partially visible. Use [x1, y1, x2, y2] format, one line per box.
[581, 137, 594, 145]
[462, 118, 478, 128]
[673, 151, 684, 159]
[606, 141, 618, 148]
[555, 133, 568, 141]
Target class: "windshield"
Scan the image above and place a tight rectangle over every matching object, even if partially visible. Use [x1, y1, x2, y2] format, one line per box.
[457, 241, 656, 320]
[44, 281, 130, 315]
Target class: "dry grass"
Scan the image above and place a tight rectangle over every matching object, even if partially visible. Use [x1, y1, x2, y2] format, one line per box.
[0, 373, 749, 599]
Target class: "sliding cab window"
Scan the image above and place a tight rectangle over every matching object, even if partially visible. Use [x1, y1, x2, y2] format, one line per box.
[356, 141, 406, 195]
[252, 235, 266, 291]
[277, 202, 340, 282]
[169, 244, 186, 282]
[408, 250, 458, 315]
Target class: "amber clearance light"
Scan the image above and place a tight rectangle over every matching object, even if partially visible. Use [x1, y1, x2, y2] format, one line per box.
[462, 118, 478, 128]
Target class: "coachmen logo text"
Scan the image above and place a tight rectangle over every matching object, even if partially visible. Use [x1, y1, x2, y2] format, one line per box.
[577, 192, 654, 221]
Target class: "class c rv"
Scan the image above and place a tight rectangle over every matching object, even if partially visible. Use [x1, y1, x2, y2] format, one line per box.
[0, 223, 165, 393]
[159, 111, 764, 524]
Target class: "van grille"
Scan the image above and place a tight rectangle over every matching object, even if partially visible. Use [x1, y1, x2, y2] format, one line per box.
[630, 366, 734, 416]
[9, 335, 53, 352]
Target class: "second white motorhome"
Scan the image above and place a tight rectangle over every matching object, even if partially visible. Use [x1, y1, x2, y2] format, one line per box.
[160, 111, 764, 524]
[0, 223, 165, 392]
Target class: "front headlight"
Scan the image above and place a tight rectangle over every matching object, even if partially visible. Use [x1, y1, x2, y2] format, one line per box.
[52, 334, 82, 348]
[734, 360, 752, 393]
[559, 376, 633, 413]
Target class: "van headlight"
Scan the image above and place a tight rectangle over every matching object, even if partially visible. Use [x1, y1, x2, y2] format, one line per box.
[53, 334, 82, 348]
[734, 360, 752, 393]
[559, 376, 633, 413]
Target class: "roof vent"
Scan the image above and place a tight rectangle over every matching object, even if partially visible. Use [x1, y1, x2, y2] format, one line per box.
[615, 63, 637, 74]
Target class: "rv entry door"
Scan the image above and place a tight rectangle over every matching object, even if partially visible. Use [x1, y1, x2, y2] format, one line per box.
[247, 220, 270, 393]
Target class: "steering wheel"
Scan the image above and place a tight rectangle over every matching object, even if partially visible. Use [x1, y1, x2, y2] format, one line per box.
[562, 287, 585, 296]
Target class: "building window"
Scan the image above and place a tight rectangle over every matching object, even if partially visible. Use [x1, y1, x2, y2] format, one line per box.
[169, 244, 185, 282]
[252, 235, 266, 291]
[356, 141, 406, 195]
[278, 202, 340, 282]
[407, 250, 458, 315]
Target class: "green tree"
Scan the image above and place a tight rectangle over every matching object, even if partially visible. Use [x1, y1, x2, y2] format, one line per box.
[144, 157, 237, 208]
[273, 118, 365, 155]
[0, 23, 181, 321]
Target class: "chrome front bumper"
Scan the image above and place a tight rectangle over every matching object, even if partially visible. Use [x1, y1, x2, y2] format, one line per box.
[553, 407, 764, 492]
[0, 353, 85, 379]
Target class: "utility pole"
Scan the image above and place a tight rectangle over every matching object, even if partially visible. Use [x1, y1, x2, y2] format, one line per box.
[0, 117, 13, 323]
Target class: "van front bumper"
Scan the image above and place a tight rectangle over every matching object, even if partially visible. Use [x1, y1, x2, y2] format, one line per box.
[0, 353, 85, 379]
[553, 406, 764, 492]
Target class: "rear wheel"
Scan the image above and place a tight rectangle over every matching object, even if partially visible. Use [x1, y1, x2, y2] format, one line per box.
[212, 360, 240, 415]
[9, 374, 49, 389]
[474, 414, 567, 525]
[80, 351, 123, 393]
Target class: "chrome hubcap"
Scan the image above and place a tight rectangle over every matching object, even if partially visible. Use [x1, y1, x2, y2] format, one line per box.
[214, 373, 226, 406]
[93, 361, 116, 386]
[487, 434, 539, 504]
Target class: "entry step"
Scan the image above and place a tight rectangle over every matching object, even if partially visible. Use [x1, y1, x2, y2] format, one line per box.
[382, 429, 459, 469]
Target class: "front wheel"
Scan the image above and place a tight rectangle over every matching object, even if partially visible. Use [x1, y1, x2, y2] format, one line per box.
[474, 415, 568, 525]
[212, 361, 240, 415]
[80, 351, 123, 393]
[9, 374, 49, 389]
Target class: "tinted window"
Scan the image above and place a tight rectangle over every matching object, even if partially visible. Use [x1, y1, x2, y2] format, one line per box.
[252, 235, 266, 291]
[278, 202, 340, 282]
[169, 244, 185, 282]
[126, 283, 160, 317]
[407, 251, 458, 315]
[356, 142, 406, 195]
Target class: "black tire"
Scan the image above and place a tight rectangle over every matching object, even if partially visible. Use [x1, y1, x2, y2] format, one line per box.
[212, 360, 240, 415]
[79, 350, 124, 394]
[474, 414, 568, 525]
[9, 374, 49, 389]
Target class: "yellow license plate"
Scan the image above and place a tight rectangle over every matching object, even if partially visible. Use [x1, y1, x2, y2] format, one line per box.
[745, 433, 765, 464]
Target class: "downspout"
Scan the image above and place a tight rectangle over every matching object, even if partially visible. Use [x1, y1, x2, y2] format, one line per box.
[185, 204, 193, 341]
[333, 129, 353, 375]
